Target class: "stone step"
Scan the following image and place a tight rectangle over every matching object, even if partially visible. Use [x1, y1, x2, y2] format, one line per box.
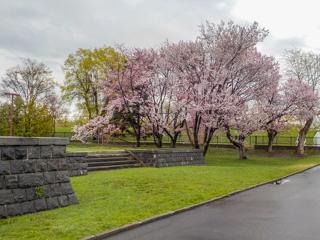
[88, 164, 142, 172]
[87, 160, 137, 167]
[87, 153, 130, 158]
[86, 156, 130, 162]
[87, 150, 127, 154]
[87, 151, 128, 156]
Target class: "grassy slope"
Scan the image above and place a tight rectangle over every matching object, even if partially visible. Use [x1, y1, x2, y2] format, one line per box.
[1, 148, 320, 240]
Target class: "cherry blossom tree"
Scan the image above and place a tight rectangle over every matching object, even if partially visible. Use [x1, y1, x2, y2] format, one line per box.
[258, 79, 319, 153]
[285, 49, 320, 155]
[222, 51, 281, 159]
[140, 46, 187, 148]
[72, 114, 118, 143]
[104, 48, 157, 147]
[163, 40, 208, 150]
[285, 78, 319, 154]
[199, 21, 272, 157]
[160, 21, 272, 156]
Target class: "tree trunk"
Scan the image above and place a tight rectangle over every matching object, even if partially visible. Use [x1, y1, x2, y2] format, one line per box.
[171, 139, 176, 148]
[93, 88, 99, 117]
[135, 133, 141, 147]
[267, 129, 277, 153]
[193, 126, 200, 149]
[297, 117, 313, 155]
[238, 144, 247, 160]
[202, 127, 216, 156]
[84, 99, 92, 119]
[225, 126, 247, 160]
[186, 113, 201, 149]
[171, 133, 180, 148]
[158, 136, 162, 148]
[153, 133, 163, 148]
[166, 131, 179, 148]
[134, 113, 141, 148]
[51, 117, 56, 137]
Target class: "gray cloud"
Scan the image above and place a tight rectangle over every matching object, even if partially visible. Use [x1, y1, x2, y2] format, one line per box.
[0, 0, 235, 56]
[2, 0, 305, 85]
[0, 0, 236, 83]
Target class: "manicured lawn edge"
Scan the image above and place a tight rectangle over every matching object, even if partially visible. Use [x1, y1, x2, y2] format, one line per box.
[82, 163, 320, 240]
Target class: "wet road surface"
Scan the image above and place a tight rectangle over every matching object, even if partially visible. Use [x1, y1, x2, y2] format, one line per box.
[107, 166, 320, 240]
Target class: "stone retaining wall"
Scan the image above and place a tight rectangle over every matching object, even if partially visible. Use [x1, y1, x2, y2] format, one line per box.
[0, 137, 78, 218]
[66, 152, 88, 177]
[129, 149, 205, 167]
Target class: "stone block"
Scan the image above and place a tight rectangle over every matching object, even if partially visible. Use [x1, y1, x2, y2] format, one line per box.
[1, 147, 15, 160]
[56, 171, 69, 183]
[27, 146, 40, 159]
[50, 183, 63, 197]
[19, 173, 44, 187]
[0, 205, 6, 218]
[5, 175, 18, 188]
[26, 188, 36, 201]
[47, 197, 59, 209]
[6, 203, 22, 216]
[81, 163, 88, 169]
[0, 176, 4, 189]
[60, 183, 74, 195]
[44, 172, 56, 184]
[58, 195, 69, 207]
[22, 160, 36, 173]
[43, 185, 51, 198]
[13, 189, 26, 202]
[0, 161, 10, 175]
[0, 189, 14, 204]
[68, 194, 79, 204]
[35, 160, 47, 172]
[59, 159, 68, 171]
[21, 201, 35, 214]
[15, 147, 28, 160]
[52, 146, 66, 158]
[10, 161, 24, 174]
[40, 146, 52, 158]
[34, 198, 47, 211]
[47, 159, 60, 171]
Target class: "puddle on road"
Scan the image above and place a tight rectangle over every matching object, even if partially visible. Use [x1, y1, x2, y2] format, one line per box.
[273, 179, 291, 185]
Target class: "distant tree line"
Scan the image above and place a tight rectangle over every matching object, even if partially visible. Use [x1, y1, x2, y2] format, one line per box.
[0, 59, 65, 137]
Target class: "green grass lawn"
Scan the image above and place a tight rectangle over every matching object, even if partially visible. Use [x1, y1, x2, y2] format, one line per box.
[1, 148, 320, 240]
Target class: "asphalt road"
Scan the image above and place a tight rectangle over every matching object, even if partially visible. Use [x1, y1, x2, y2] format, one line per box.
[107, 166, 320, 240]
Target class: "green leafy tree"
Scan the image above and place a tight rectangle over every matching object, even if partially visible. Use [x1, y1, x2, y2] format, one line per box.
[62, 47, 125, 119]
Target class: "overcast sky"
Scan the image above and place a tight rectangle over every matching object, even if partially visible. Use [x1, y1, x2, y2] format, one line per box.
[0, 0, 319, 85]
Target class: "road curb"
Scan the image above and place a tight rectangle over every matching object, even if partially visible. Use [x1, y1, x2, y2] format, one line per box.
[81, 163, 320, 240]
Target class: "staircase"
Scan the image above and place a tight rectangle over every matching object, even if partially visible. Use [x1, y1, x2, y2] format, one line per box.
[86, 151, 142, 172]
